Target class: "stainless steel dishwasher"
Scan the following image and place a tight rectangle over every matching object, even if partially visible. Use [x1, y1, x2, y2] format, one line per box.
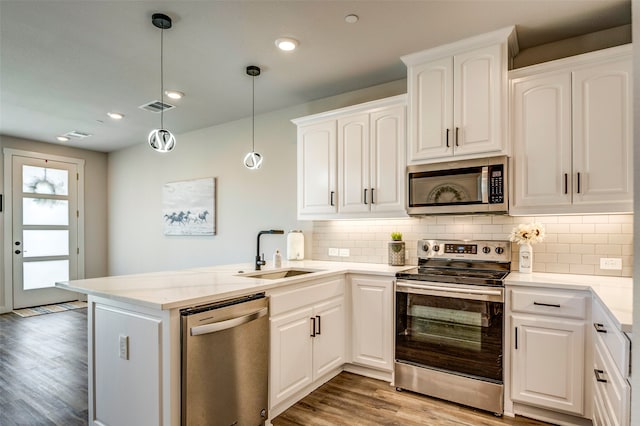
[181, 293, 269, 426]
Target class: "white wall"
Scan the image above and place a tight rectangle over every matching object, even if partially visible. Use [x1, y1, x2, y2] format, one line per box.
[107, 79, 407, 275]
[0, 135, 108, 312]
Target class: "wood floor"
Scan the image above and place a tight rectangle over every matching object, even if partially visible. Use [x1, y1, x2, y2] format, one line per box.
[1, 308, 551, 426]
[0, 309, 88, 426]
[272, 372, 552, 426]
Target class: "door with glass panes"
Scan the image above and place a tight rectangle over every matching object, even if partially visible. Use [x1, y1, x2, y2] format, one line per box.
[12, 155, 80, 309]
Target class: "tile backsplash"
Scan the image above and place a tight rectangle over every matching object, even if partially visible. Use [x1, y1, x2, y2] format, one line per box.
[311, 214, 633, 277]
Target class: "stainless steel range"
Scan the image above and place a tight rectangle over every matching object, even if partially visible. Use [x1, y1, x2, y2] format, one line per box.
[394, 239, 511, 415]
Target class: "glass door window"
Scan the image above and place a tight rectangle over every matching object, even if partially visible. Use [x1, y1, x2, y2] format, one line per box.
[395, 291, 503, 382]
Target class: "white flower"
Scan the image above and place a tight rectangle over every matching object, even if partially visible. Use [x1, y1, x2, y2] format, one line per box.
[509, 223, 546, 245]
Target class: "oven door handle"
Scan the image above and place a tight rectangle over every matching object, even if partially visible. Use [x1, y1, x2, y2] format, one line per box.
[396, 281, 503, 301]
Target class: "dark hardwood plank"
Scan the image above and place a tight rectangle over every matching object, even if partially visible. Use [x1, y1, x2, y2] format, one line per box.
[272, 372, 553, 426]
[0, 309, 88, 426]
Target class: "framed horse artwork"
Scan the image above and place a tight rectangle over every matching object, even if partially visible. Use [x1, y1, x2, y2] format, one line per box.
[162, 177, 216, 236]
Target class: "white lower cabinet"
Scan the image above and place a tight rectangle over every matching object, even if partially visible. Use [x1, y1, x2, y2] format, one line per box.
[591, 297, 631, 426]
[509, 287, 589, 419]
[350, 275, 393, 371]
[268, 278, 346, 411]
[511, 314, 586, 415]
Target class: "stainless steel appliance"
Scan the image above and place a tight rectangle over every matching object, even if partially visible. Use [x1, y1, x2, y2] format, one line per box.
[406, 155, 508, 215]
[395, 239, 511, 415]
[181, 293, 269, 426]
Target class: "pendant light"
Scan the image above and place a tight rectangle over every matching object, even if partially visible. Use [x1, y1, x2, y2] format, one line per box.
[148, 13, 176, 153]
[243, 65, 263, 170]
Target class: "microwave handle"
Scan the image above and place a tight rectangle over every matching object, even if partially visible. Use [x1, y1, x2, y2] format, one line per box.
[481, 166, 489, 203]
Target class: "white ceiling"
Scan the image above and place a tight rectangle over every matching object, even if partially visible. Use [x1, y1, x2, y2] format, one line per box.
[0, 0, 631, 152]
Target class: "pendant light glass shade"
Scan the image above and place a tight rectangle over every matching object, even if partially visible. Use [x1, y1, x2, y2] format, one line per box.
[244, 65, 262, 170]
[148, 13, 176, 153]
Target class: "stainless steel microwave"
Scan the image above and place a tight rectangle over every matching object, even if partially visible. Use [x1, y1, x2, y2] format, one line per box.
[407, 156, 508, 215]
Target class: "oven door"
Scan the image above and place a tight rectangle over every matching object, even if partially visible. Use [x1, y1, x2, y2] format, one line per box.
[395, 281, 504, 383]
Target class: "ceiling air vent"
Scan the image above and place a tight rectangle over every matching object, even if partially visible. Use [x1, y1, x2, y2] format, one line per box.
[63, 130, 92, 139]
[139, 100, 176, 113]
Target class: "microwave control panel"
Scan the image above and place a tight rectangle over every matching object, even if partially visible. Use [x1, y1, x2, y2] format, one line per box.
[488, 165, 504, 204]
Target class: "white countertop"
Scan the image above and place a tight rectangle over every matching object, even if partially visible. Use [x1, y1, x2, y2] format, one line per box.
[506, 272, 633, 333]
[56, 260, 411, 311]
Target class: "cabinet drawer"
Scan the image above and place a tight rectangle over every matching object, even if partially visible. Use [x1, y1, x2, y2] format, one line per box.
[269, 277, 344, 315]
[592, 298, 631, 378]
[510, 288, 588, 319]
[593, 335, 630, 426]
[592, 378, 613, 426]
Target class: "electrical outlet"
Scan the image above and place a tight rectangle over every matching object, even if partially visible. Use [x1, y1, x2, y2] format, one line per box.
[339, 248, 350, 257]
[328, 248, 339, 256]
[600, 258, 622, 270]
[119, 335, 129, 360]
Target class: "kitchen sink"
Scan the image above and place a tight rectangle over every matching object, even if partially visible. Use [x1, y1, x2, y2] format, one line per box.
[240, 268, 322, 280]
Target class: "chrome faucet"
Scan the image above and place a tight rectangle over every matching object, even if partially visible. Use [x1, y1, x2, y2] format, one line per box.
[256, 229, 284, 270]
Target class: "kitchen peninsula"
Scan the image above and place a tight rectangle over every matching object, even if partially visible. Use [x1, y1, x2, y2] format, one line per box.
[57, 260, 410, 426]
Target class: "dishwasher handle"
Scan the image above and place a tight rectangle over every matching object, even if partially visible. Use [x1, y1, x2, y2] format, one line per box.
[190, 307, 268, 336]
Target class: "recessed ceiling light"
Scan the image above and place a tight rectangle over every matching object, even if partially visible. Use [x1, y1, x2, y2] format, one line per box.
[164, 90, 184, 100]
[345, 14, 359, 24]
[275, 37, 299, 51]
[107, 112, 124, 120]
[56, 136, 70, 142]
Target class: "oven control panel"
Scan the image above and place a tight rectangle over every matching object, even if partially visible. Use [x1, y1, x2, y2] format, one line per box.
[418, 239, 510, 262]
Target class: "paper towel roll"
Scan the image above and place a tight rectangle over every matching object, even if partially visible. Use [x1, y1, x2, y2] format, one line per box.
[287, 231, 304, 260]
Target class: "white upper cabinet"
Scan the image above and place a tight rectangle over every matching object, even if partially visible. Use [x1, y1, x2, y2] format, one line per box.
[402, 26, 517, 164]
[293, 95, 406, 220]
[510, 45, 633, 215]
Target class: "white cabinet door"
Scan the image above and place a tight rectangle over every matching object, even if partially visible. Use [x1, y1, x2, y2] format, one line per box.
[572, 58, 633, 208]
[312, 297, 346, 379]
[270, 306, 314, 406]
[297, 121, 337, 216]
[407, 56, 453, 162]
[370, 105, 406, 214]
[453, 43, 504, 157]
[337, 113, 370, 214]
[511, 315, 585, 416]
[511, 72, 573, 210]
[351, 276, 393, 371]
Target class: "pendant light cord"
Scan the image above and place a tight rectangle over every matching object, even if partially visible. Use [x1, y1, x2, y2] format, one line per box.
[160, 26, 165, 130]
[251, 73, 255, 152]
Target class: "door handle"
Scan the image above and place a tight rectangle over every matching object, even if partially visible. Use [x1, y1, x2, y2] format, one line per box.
[310, 317, 316, 337]
[576, 172, 581, 194]
[593, 323, 607, 333]
[515, 327, 518, 350]
[330, 191, 335, 206]
[364, 188, 368, 204]
[533, 301, 561, 308]
[315, 315, 321, 335]
[564, 173, 568, 194]
[446, 128, 450, 148]
[370, 188, 375, 204]
[594, 369, 608, 383]
[455, 127, 459, 146]
[190, 307, 267, 336]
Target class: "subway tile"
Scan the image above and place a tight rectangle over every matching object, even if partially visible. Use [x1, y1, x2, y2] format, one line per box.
[557, 233, 583, 244]
[570, 224, 595, 234]
[533, 216, 559, 224]
[472, 216, 493, 224]
[594, 245, 622, 256]
[582, 215, 610, 224]
[557, 253, 582, 264]
[570, 244, 595, 254]
[582, 234, 608, 244]
[622, 245, 633, 256]
[536, 253, 559, 263]
[595, 269, 623, 277]
[545, 243, 571, 254]
[570, 264, 595, 275]
[608, 214, 633, 224]
[546, 263, 571, 273]
[581, 255, 600, 265]
[595, 224, 622, 234]
[558, 216, 582, 224]
[609, 234, 633, 245]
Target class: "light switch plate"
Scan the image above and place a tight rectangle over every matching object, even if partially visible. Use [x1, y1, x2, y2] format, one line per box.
[600, 258, 622, 270]
[328, 248, 339, 256]
[119, 334, 129, 360]
[339, 248, 350, 257]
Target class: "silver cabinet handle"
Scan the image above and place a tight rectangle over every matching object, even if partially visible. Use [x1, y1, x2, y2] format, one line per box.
[594, 369, 608, 383]
[593, 323, 607, 333]
[190, 307, 267, 336]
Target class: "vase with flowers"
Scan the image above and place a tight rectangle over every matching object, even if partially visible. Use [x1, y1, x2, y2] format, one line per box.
[509, 223, 545, 273]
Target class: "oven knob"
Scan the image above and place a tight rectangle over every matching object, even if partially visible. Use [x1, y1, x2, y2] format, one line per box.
[422, 243, 430, 252]
[495, 247, 504, 255]
[482, 246, 491, 254]
[432, 245, 440, 252]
